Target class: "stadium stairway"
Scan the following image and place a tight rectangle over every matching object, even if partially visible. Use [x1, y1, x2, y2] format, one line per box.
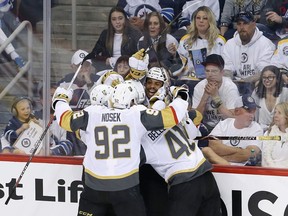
[0, 0, 117, 132]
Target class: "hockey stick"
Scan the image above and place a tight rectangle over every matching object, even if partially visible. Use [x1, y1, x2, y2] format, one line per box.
[67, 62, 83, 90]
[194, 135, 281, 141]
[5, 116, 54, 205]
[67, 52, 97, 90]
[4, 53, 94, 205]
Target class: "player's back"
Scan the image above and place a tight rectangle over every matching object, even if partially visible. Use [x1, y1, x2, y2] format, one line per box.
[141, 119, 212, 186]
[82, 104, 147, 191]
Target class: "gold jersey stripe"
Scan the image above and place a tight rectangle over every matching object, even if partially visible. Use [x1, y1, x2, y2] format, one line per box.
[85, 168, 139, 179]
[59, 110, 73, 132]
[166, 158, 206, 183]
[161, 106, 179, 128]
[278, 38, 288, 45]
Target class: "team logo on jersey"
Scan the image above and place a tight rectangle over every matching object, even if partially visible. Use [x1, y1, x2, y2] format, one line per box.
[283, 46, 288, 56]
[241, 53, 248, 63]
[134, 4, 156, 18]
[183, 40, 190, 51]
[230, 139, 240, 146]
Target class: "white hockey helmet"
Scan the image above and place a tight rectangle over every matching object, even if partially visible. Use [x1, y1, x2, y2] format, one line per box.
[0, 0, 13, 12]
[146, 67, 169, 83]
[90, 84, 113, 106]
[124, 79, 145, 104]
[111, 83, 138, 109]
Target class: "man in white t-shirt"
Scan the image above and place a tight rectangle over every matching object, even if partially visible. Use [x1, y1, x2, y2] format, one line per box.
[192, 54, 240, 134]
[202, 94, 263, 166]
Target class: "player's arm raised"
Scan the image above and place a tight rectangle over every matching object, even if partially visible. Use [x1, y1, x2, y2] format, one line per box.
[52, 87, 89, 132]
[141, 87, 189, 130]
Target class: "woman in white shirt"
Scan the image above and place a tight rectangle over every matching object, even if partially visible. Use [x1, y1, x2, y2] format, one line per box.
[177, 6, 226, 79]
[252, 65, 288, 132]
[262, 102, 288, 168]
[91, 6, 142, 71]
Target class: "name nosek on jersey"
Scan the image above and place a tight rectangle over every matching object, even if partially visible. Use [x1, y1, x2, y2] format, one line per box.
[101, 113, 121, 122]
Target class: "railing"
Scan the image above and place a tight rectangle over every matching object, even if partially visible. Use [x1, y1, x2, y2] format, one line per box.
[0, 20, 33, 100]
[72, 0, 77, 50]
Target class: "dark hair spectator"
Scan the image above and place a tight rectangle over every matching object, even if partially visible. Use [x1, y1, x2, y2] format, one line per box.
[251, 65, 288, 131]
[138, 11, 180, 73]
[91, 6, 142, 71]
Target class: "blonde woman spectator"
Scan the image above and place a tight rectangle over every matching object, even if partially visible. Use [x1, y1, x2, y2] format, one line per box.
[178, 0, 220, 28]
[262, 102, 288, 168]
[252, 65, 288, 132]
[177, 6, 226, 79]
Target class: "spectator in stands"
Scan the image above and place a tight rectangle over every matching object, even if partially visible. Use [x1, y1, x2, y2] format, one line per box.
[251, 65, 288, 132]
[34, 84, 73, 156]
[95, 51, 149, 88]
[222, 11, 275, 94]
[1, 93, 73, 156]
[113, 55, 130, 79]
[262, 102, 288, 168]
[192, 54, 239, 134]
[202, 94, 263, 166]
[57, 49, 100, 155]
[220, 0, 266, 40]
[0, 0, 26, 69]
[177, 6, 226, 79]
[90, 6, 142, 71]
[178, 0, 220, 29]
[137, 11, 180, 75]
[117, 0, 175, 32]
[94, 55, 130, 86]
[259, 0, 288, 40]
[271, 36, 288, 71]
[1, 96, 37, 154]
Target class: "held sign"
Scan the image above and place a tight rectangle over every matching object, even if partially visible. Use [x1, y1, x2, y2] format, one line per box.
[13, 121, 43, 155]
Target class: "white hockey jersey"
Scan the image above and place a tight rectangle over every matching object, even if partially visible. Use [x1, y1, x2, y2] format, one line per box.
[124, 0, 162, 18]
[271, 37, 288, 69]
[54, 98, 188, 191]
[141, 117, 212, 186]
[177, 34, 226, 78]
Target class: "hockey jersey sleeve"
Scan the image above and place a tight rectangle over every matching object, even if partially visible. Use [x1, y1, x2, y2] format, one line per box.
[140, 98, 188, 131]
[54, 101, 89, 132]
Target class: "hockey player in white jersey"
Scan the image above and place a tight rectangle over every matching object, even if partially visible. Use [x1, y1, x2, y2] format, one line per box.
[52, 81, 189, 216]
[139, 66, 221, 216]
[141, 110, 221, 216]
